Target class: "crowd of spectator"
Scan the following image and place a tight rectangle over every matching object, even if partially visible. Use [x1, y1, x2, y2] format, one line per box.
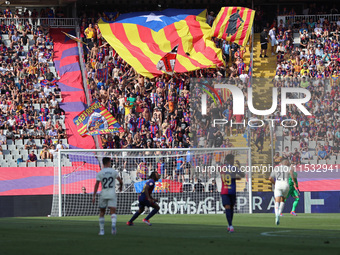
[266, 11, 340, 164]
[77, 10, 253, 182]
[0, 8, 68, 166]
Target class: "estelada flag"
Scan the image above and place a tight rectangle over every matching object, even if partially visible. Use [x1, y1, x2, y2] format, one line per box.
[73, 101, 124, 137]
[156, 45, 178, 75]
[62, 31, 87, 45]
[211, 7, 255, 47]
[99, 9, 224, 78]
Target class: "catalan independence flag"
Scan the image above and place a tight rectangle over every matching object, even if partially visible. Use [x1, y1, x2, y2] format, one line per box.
[73, 101, 124, 137]
[211, 7, 255, 47]
[99, 9, 225, 78]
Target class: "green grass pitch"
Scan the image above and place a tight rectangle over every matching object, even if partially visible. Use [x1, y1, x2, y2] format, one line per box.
[1, 214, 340, 255]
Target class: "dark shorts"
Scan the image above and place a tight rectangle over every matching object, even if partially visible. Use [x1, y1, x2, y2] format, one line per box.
[221, 194, 236, 207]
[138, 197, 155, 208]
[255, 137, 264, 147]
[261, 43, 267, 50]
[176, 168, 184, 175]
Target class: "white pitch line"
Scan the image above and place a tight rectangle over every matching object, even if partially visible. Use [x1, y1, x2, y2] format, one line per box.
[261, 230, 291, 236]
[261, 230, 338, 239]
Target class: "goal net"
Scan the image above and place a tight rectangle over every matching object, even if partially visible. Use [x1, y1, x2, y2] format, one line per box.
[51, 148, 252, 217]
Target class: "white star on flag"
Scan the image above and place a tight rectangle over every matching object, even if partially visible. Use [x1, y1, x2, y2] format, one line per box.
[142, 13, 164, 22]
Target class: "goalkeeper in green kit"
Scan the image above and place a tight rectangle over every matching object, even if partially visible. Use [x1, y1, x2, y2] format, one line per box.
[285, 171, 300, 216]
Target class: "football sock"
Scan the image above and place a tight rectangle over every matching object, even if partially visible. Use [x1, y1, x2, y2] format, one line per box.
[225, 209, 232, 226]
[111, 214, 117, 227]
[292, 198, 299, 212]
[231, 208, 234, 222]
[275, 202, 279, 217]
[129, 211, 140, 223]
[145, 208, 159, 220]
[99, 217, 105, 231]
[279, 202, 285, 215]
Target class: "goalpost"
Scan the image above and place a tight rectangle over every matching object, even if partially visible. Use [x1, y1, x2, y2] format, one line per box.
[51, 147, 252, 217]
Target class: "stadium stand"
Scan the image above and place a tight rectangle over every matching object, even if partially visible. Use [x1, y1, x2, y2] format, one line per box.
[270, 11, 340, 165]
[1, 6, 338, 191]
[0, 10, 71, 167]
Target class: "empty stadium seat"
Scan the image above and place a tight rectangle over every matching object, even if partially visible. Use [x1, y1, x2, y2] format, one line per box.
[7, 145, 16, 151]
[15, 140, 23, 146]
[308, 141, 316, 148]
[45, 161, 54, 167]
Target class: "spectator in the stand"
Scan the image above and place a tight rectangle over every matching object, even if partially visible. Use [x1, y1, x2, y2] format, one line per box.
[268, 27, 277, 55]
[206, 123, 217, 147]
[317, 127, 327, 140]
[222, 40, 230, 62]
[56, 139, 67, 151]
[193, 177, 204, 192]
[26, 150, 37, 166]
[84, 24, 95, 44]
[282, 146, 292, 159]
[40, 146, 51, 160]
[209, 179, 217, 192]
[273, 152, 282, 166]
[317, 144, 328, 160]
[260, 27, 269, 58]
[24, 137, 37, 150]
[254, 127, 265, 153]
[42, 135, 53, 149]
[0, 129, 6, 145]
[49, 144, 57, 161]
[291, 148, 301, 165]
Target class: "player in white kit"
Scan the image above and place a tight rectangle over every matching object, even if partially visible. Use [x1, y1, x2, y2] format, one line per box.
[92, 157, 123, 235]
[269, 159, 297, 225]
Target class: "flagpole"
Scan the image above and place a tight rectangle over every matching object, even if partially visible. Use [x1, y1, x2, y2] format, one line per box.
[247, 22, 254, 150]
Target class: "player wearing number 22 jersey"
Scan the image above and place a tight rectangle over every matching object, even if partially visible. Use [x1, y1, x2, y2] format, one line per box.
[220, 154, 244, 233]
[93, 157, 123, 236]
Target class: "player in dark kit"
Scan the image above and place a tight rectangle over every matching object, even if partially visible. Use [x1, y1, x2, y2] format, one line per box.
[220, 154, 245, 233]
[127, 171, 160, 226]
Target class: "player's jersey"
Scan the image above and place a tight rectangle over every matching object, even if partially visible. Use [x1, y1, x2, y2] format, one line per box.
[270, 165, 291, 185]
[96, 167, 119, 199]
[289, 171, 298, 187]
[220, 164, 239, 195]
[139, 179, 155, 200]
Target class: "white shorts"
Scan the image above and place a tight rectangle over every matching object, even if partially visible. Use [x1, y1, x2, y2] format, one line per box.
[99, 196, 117, 209]
[274, 182, 289, 198]
[271, 39, 277, 46]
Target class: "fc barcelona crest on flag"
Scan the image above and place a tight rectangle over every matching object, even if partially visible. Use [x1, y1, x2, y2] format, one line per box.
[73, 101, 124, 137]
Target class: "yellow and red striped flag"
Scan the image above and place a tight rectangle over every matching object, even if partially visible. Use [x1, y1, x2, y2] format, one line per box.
[211, 7, 255, 47]
[99, 9, 224, 78]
